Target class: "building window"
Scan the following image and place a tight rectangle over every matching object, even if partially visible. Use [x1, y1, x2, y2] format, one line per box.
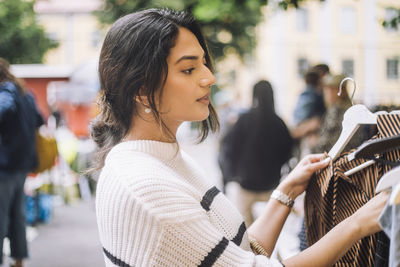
[339, 7, 356, 34]
[296, 8, 308, 32]
[297, 58, 309, 77]
[342, 59, 354, 77]
[387, 58, 399, 80]
[384, 8, 399, 32]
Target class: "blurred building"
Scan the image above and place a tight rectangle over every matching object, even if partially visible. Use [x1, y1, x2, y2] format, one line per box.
[11, 62, 99, 138]
[34, 0, 103, 66]
[10, 64, 72, 119]
[8, 0, 103, 137]
[221, 0, 400, 122]
[22, 0, 400, 127]
[258, 0, 400, 121]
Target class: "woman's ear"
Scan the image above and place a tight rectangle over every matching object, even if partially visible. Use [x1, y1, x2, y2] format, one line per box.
[135, 86, 151, 105]
[135, 95, 149, 106]
[135, 95, 153, 114]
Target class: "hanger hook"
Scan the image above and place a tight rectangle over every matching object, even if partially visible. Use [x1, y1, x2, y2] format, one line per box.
[338, 77, 356, 105]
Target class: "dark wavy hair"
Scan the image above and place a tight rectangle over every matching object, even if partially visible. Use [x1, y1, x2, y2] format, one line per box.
[91, 8, 219, 170]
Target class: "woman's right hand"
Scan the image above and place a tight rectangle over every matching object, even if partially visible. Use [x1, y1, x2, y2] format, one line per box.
[350, 192, 389, 238]
[277, 154, 330, 200]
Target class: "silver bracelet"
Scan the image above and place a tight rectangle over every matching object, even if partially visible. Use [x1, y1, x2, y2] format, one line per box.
[270, 190, 294, 208]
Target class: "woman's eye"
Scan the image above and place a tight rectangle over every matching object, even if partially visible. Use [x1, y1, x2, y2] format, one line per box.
[183, 68, 195, 74]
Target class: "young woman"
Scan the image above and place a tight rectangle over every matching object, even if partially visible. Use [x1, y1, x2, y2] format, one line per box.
[92, 8, 388, 267]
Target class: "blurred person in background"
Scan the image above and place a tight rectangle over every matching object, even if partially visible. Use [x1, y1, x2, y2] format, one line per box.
[220, 80, 293, 226]
[291, 66, 329, 158]
[310, 74, 365, 154]
[0, 58, 43, 267]
[311, 64, 330, 90]
[290, 64, 330, 252]
[291, 70, 325, 128]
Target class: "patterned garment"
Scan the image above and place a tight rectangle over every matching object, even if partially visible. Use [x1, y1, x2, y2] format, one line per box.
[305, 113, 400, 267]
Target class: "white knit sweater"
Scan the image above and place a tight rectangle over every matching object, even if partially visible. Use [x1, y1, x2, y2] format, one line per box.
[96, 140, 283, 267]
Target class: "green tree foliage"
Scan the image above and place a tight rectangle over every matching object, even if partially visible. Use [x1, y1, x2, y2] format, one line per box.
[95, 0, 322, 62]
[0, 0, 58, 64]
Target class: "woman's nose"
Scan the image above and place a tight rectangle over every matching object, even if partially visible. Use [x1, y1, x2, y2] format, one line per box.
[200, 67, 216, 88]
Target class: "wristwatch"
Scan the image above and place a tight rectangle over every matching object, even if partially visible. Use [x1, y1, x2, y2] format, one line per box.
[270, 190, 294, 208]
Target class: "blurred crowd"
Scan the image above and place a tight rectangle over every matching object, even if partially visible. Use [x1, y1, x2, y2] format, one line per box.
[0, 58, 97, 267]
[217, 63, 358, 227]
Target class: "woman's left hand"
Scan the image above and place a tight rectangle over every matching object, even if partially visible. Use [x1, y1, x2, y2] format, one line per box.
[277, 154, 330, 199]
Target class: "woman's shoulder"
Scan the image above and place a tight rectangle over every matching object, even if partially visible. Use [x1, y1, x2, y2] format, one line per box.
[106, 141, 160, 162]
[97, 155, 206, 225]
[100, 141, 199, 189]
[102, 147, 172, 183]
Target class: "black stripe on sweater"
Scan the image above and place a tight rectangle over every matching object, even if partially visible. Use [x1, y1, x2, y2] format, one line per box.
[103, 248, 132, 267]
[200, 186, 220, 211]
[231, 222, 246, 246]
[198, 237, 229, 267]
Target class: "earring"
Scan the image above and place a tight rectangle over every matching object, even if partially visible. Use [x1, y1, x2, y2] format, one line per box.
[144, 108, 151, 114]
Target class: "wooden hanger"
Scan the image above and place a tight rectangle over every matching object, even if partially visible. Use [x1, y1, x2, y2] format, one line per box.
[328, 104, 378, 161]
[328, 78, 379, 161]
[344, 135, 400, 176]
[348, 135, 400, 160]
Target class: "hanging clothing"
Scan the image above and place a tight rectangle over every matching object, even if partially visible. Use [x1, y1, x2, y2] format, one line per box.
[304, 113, 400, 267]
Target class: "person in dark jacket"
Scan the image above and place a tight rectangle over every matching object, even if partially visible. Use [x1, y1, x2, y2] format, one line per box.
[220, 80, 293, 226]
[292, 71, 325, 126]
[291, 68, 329, 160]
[0, 58, 43, 267]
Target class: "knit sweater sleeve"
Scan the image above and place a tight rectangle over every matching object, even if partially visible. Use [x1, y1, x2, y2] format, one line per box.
[96, 164, 282, 267]
[155, 214, 282, 267]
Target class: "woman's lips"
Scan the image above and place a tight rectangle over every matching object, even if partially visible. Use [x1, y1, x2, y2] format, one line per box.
[197, 94, 210, 105]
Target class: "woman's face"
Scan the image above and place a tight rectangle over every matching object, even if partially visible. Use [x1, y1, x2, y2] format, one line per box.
[157, 27, 216, 130]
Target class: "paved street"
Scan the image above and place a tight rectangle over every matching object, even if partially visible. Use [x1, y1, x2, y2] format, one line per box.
[2, 199, 104, 267]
